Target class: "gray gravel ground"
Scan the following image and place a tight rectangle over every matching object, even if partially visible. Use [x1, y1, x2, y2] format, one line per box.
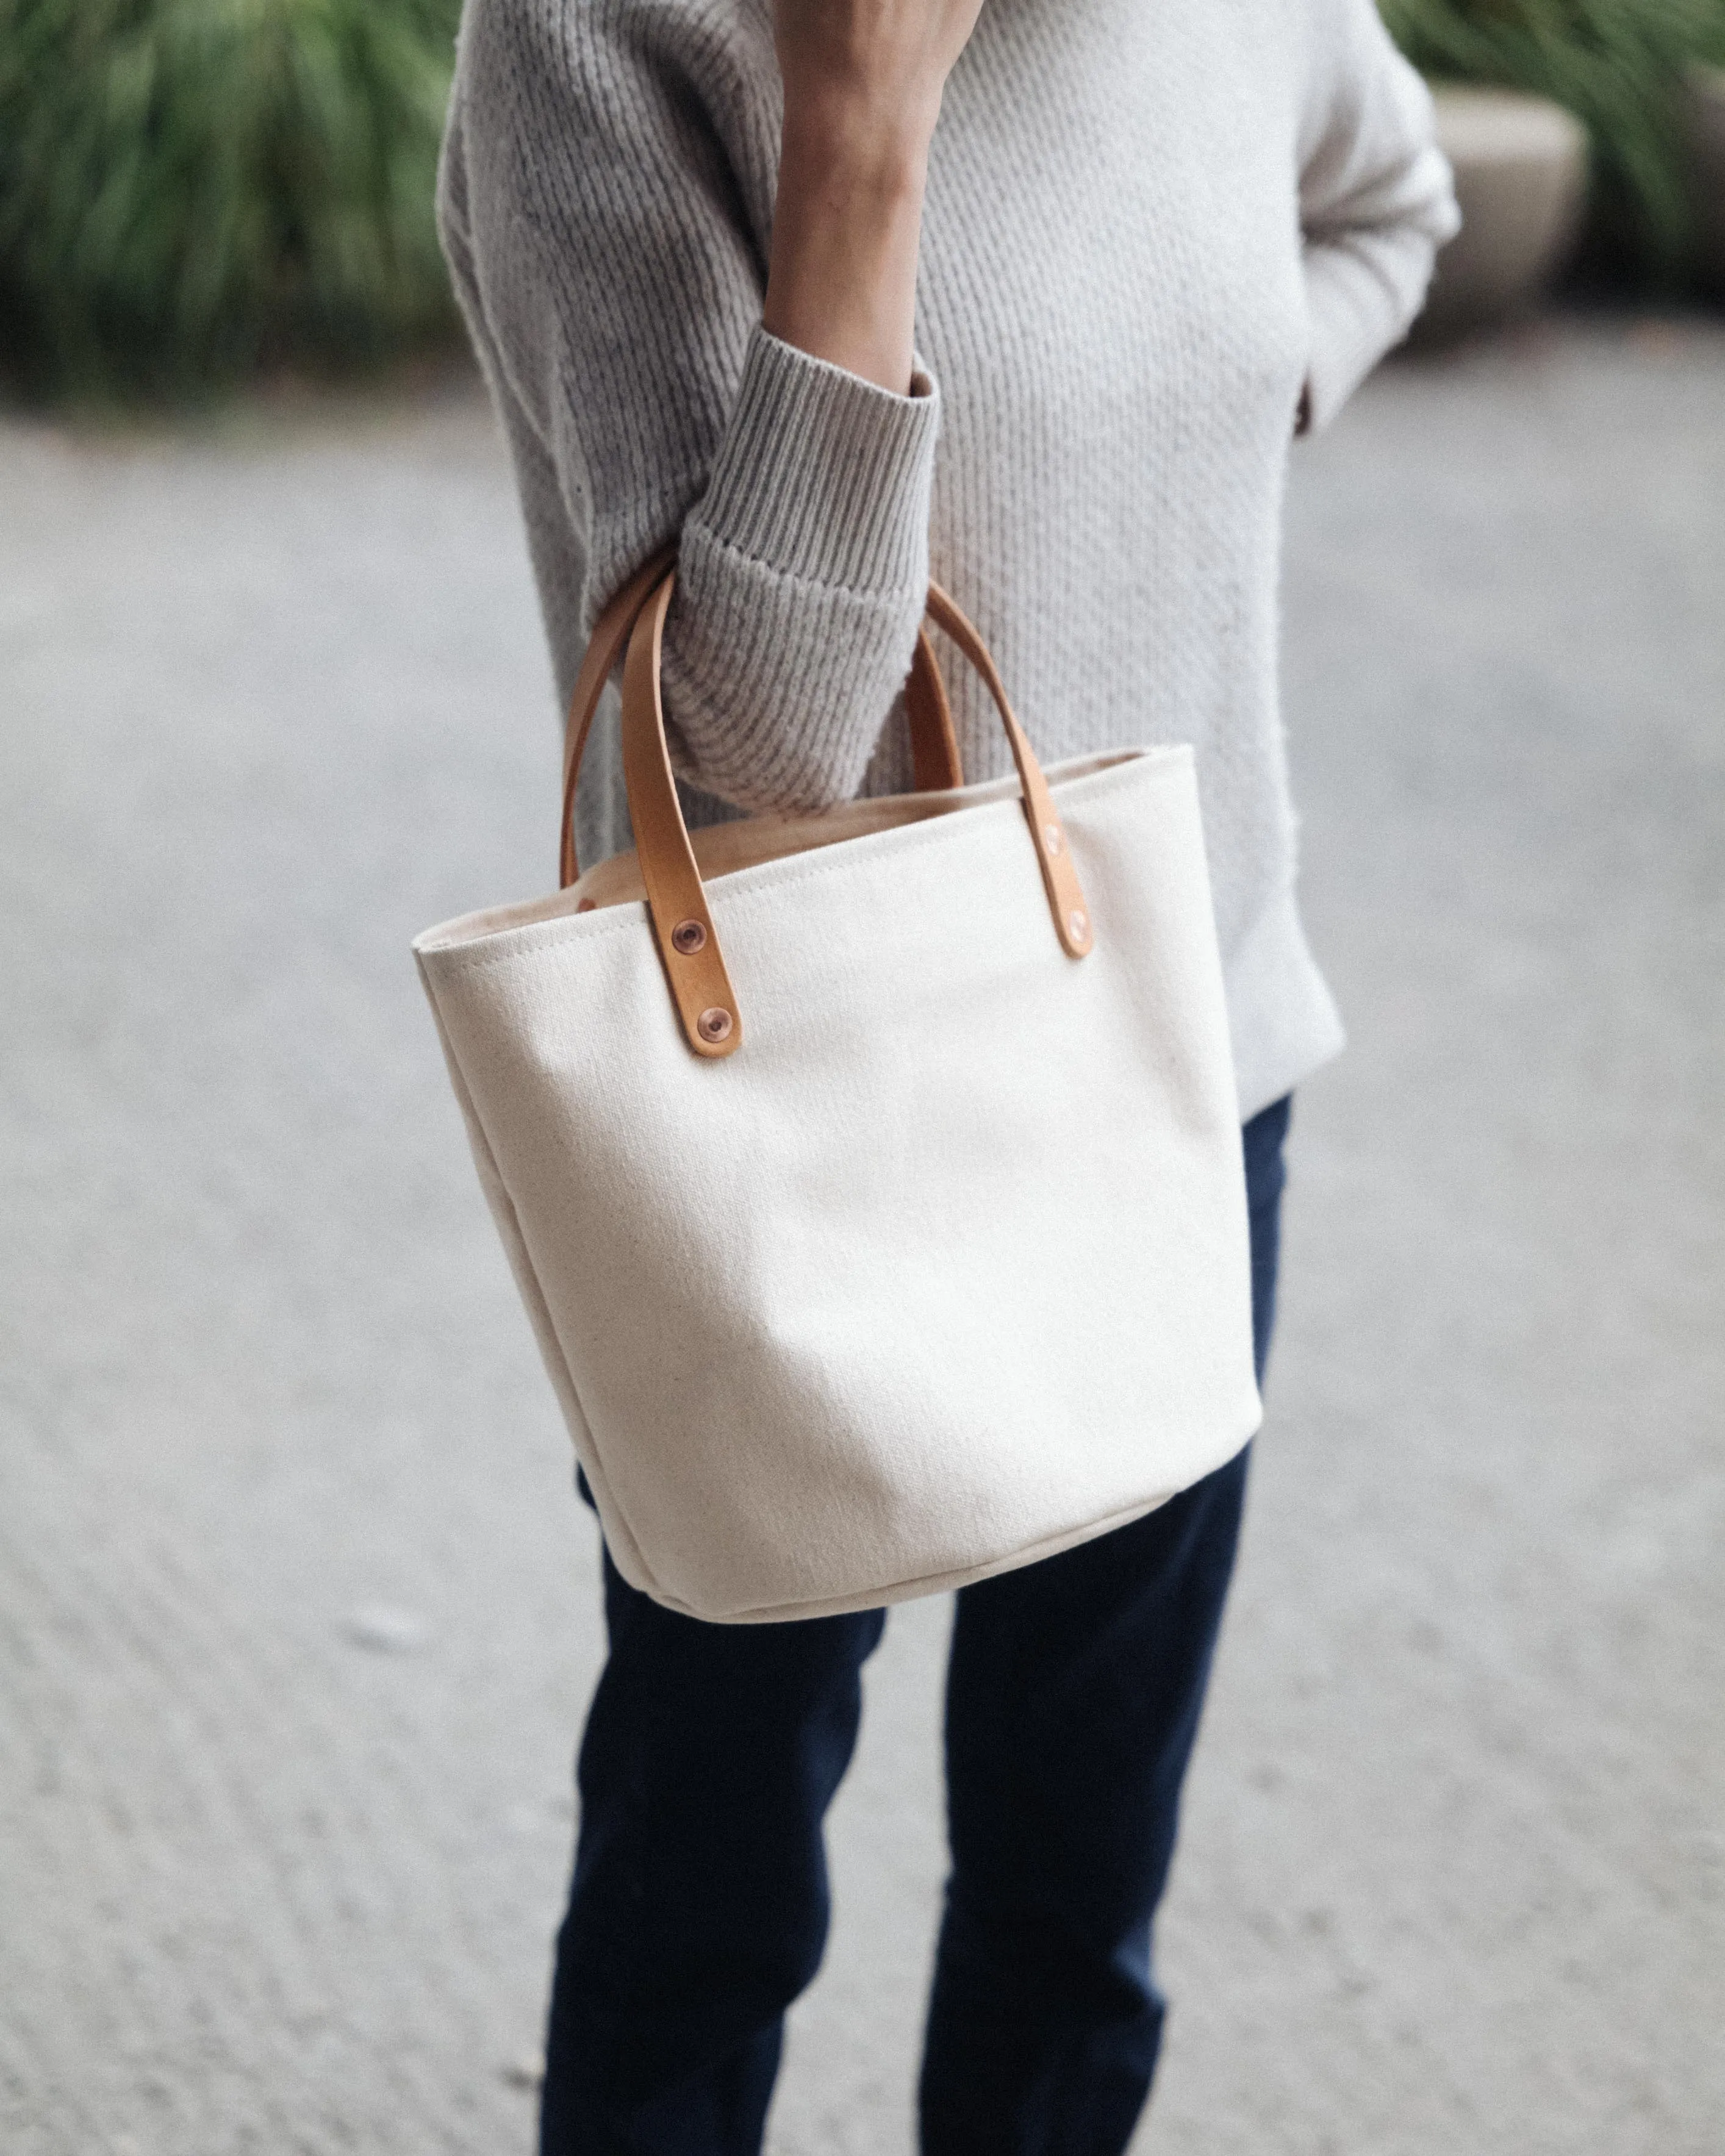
[2, 317, 1721, 2156]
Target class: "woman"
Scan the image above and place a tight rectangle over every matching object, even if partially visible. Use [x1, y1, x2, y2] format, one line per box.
[437, 1, 1456, 2148]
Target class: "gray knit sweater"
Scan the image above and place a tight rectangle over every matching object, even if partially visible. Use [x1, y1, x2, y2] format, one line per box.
[437, 0, 1457, 1118]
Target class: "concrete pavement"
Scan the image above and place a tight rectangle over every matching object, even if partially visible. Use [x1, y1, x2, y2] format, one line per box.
[2, 318, 1721, 2154]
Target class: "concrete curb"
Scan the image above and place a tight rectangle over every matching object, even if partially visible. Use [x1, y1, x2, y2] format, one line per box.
[1414, 86, 1589, 345]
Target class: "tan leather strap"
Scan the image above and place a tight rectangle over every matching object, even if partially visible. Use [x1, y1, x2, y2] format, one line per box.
[620, 576, 744, 1058]
[922, 584, 1092, 959]
[560, 548, 679, 888]
[561, 557, 963, 886]
[617, 571, 1092, 1058]
[907, 629, 963, 792]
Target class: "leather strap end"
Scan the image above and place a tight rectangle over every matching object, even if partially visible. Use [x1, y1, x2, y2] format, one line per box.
[620, 575, 744, 1060]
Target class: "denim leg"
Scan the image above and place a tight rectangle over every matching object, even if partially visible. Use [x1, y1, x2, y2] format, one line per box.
[919, 1095, 1291, 2156]
[1244, 1091, 1290, 1384]
[540, 1535, 885, 2156]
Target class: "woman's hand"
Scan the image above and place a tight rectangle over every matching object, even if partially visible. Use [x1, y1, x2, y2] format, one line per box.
[763, 0, 985, 393]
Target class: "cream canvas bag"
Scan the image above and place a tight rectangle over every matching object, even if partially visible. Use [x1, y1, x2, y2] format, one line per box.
[414, 555, 1260, 1623]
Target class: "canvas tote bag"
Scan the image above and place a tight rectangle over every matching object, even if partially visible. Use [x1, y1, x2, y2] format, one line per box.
[414, 553, 1261, 1623]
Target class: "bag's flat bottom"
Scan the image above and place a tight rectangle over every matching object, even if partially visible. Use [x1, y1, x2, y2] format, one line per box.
[597, 1419, 1260, 1624]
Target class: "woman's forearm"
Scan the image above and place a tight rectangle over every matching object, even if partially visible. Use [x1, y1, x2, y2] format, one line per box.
[764, 112, 928, 393]
[762, 1, 984, 393]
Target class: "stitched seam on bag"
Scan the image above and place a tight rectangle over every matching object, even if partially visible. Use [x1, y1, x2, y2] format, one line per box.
[419, 902, 648, 973]
[436, 803, 1019, 970]
[696, 804, 1021, 919]
[423, 750, 1188, 974]
[665, 750, 1191, 923]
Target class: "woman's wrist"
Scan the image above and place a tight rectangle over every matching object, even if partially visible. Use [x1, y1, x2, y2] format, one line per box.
[764, 98, 933, 394]
[762, 0, 983, 393]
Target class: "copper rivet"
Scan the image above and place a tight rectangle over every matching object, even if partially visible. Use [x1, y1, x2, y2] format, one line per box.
[1069, 910, 1088, 942]
[1044, 822, 1063, 854]
[672, 919, 706, 955]
[697, 1006, 733, 1043]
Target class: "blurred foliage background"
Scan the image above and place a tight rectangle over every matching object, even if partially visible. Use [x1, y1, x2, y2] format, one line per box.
[0, 0, 462, 399]
[1381, 0, 1725, 281]
[0, 0, 1721, 402]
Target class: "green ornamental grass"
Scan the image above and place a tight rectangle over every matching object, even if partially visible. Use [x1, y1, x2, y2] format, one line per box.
[1379, 0, 1725, 279]
[3, 0, 1720, 399]
[0, 0, 462, 397]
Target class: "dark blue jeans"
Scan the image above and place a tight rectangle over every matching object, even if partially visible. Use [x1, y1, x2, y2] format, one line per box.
[542, 1096, 1291, 2156]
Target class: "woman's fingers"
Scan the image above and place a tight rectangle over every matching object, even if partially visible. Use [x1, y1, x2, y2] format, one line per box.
[771, 0, 985, 148]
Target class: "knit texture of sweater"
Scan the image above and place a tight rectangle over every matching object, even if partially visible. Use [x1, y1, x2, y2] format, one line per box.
[437, 0, 1458, 1118]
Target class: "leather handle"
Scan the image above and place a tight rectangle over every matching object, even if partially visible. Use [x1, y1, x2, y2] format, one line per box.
[560, 547, 678, 889]
[906, 628, 963, 792]
[617, 573, 1092, 1059]
[620, 576, 745, 1059]
[561, 555, 962, 887]
[922, 584, 1093, 960]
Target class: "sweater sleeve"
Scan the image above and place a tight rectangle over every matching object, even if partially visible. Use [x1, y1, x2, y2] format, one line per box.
[1296, 0, 1460, 430]
[441, 0, 939, 814]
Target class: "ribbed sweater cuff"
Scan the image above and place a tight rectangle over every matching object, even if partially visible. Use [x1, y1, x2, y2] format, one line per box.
[688, 325, 941, 593]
